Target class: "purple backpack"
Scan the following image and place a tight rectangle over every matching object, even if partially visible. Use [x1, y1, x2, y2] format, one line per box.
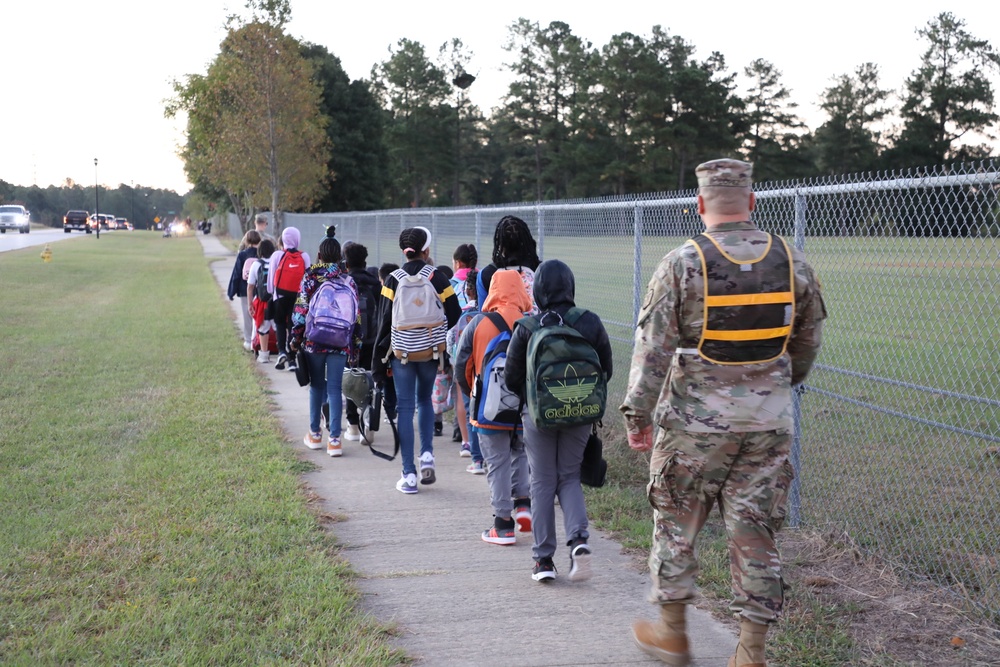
[305, 277, 357, 348]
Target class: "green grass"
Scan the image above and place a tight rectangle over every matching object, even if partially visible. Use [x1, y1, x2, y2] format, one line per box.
[0, 233, 404, 665]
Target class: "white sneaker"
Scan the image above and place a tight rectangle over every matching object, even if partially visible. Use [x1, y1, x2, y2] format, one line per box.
[396, 473, 418, 494]
[258, 352, 271, 363]
[243, 341, 253, 352]
[344, 425, 361, 441]
[418, 451, 436, 485]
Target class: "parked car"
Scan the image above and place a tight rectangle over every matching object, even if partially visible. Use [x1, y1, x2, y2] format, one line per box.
[64, 209, 91, 233]
[0, 204, 30, 234]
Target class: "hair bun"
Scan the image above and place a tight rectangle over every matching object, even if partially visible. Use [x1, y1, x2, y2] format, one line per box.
[326, 225, 336, 238]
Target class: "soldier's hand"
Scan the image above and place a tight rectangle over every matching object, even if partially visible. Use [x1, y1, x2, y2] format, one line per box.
[627, 425, 653, 452]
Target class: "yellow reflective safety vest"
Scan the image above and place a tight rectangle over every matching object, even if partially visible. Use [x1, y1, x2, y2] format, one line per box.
[685, 232, 795, 365]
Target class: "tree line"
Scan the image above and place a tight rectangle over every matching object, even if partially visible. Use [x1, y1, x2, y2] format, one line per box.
[0, 179, 185, 230]
[172, 4, 999, 230]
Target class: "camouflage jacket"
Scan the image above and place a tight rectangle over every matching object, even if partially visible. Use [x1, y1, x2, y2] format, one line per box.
[620, 221, 827, 433]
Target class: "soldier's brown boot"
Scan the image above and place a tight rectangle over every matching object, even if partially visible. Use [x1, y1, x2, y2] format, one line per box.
[727, 619, 768, 667]
[631, 603, 690, 666]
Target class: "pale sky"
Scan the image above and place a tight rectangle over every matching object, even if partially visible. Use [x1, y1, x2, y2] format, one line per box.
[3, 1, 998, 195]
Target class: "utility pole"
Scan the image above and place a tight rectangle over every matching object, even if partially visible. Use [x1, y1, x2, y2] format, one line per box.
[94, 158, 100, 239]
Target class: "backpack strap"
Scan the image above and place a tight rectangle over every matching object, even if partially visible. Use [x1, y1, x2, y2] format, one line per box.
[563, 307, 588, 328]
[366, 386, 400, 462]
[515, 315, 540, 335]
[390, 268, 408, 284]
[417, 264, 435, 279]
[482, 311, 510, 335]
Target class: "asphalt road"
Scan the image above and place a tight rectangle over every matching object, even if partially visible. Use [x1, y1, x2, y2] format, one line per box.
[0, 226, 85, 254]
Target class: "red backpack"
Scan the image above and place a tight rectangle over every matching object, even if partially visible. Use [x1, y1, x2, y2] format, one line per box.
[274, 250, 306, 296]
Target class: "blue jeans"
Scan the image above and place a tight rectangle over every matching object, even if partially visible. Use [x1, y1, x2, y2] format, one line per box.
[306, 351, 347, 437]
[391, 358, 438, 476]
[461, 391, 482, 463]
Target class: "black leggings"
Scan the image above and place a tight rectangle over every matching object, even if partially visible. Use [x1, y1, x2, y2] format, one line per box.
[270, 295, 295, 356]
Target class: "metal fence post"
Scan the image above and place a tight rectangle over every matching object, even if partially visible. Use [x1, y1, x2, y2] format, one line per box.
[432, 212, 438, 262]
[475, 210, 482, 255]
[633, 203, 644, 326]
[788, 188, 808, 528]
[536, 203, 545, 260]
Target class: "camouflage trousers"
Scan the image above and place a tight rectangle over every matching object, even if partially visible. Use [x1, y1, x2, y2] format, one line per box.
[646, 428, 793, 625]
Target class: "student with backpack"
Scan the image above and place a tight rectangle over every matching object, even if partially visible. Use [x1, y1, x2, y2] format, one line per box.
[269, 227, 311, 373]
[451, 244, 478, 310]
[433, 263, 456, 438]
[228, 229, 261, 351]
[447, 269, 484, 469]
[504, 259, 614, 582]
[246, 239, 278, 363]
[342, 242, 380, 443]
[447, 245, 477, 443]
[373, 228, 462, 495]
[289, 236, 360, 458]
[476, 216, 539, 314]
[454, 270, 534, 545]
[376, 263, 400, 421]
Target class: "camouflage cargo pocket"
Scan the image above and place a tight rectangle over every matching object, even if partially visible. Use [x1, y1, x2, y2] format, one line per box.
[767, 458, 795, 532]
[648, 447, 704, 512]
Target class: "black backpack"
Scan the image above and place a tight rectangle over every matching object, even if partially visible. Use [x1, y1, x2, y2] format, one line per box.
[354, 274, 377, 347]
[255, 261, 272, 303]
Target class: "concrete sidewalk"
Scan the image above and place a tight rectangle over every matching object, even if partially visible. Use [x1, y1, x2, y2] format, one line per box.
[200, 234, 738, 666]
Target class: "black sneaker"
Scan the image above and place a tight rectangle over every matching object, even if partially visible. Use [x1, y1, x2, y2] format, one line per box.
[434, 421, 443, 437]
[274, 354, 287, 370]
[532, 557, 556, 582]
[568, 538, 592, 582]
[452, 426, 462, 443]
[287, 359, 297, 372]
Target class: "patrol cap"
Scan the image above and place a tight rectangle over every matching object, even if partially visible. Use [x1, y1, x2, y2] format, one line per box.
[696, 159, 753, 188]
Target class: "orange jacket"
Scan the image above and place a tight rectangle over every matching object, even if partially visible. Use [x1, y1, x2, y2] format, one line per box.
[457, 270, 533, 397]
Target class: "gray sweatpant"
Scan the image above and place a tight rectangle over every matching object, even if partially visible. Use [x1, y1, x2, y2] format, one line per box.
[238, 295, 253, 343]
[478, 429, 530, 520]
[522, 416, 591, 561]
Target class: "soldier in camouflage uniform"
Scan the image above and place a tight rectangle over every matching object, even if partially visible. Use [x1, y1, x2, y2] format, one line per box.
[621, 159, 826, 667]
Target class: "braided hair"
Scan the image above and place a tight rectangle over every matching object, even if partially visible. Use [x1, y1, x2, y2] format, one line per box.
[318, 237, 342, 264]
[464, 268, 478, 302]
[492, 216, 539, 270]
[453, 243, 478, 269]
[399, 227, 429, 261]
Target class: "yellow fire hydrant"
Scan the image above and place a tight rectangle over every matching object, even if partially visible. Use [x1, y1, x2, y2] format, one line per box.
[40, 244, 52, 263]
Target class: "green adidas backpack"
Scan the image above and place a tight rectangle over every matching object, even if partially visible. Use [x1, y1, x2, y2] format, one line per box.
[517, 308, 607, 429]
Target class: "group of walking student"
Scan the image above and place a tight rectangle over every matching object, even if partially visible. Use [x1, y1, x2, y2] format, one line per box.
[233, 213, 614, 584]
[229, 156, 827, 667]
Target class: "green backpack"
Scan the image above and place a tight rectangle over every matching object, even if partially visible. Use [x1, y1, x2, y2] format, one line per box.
[517, 308, 607, 429]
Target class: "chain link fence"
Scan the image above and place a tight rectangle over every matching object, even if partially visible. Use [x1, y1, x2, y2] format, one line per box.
[228, 161, 1000, 619]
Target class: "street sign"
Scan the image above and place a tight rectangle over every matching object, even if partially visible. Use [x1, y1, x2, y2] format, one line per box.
[154, 216, 161, 223]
